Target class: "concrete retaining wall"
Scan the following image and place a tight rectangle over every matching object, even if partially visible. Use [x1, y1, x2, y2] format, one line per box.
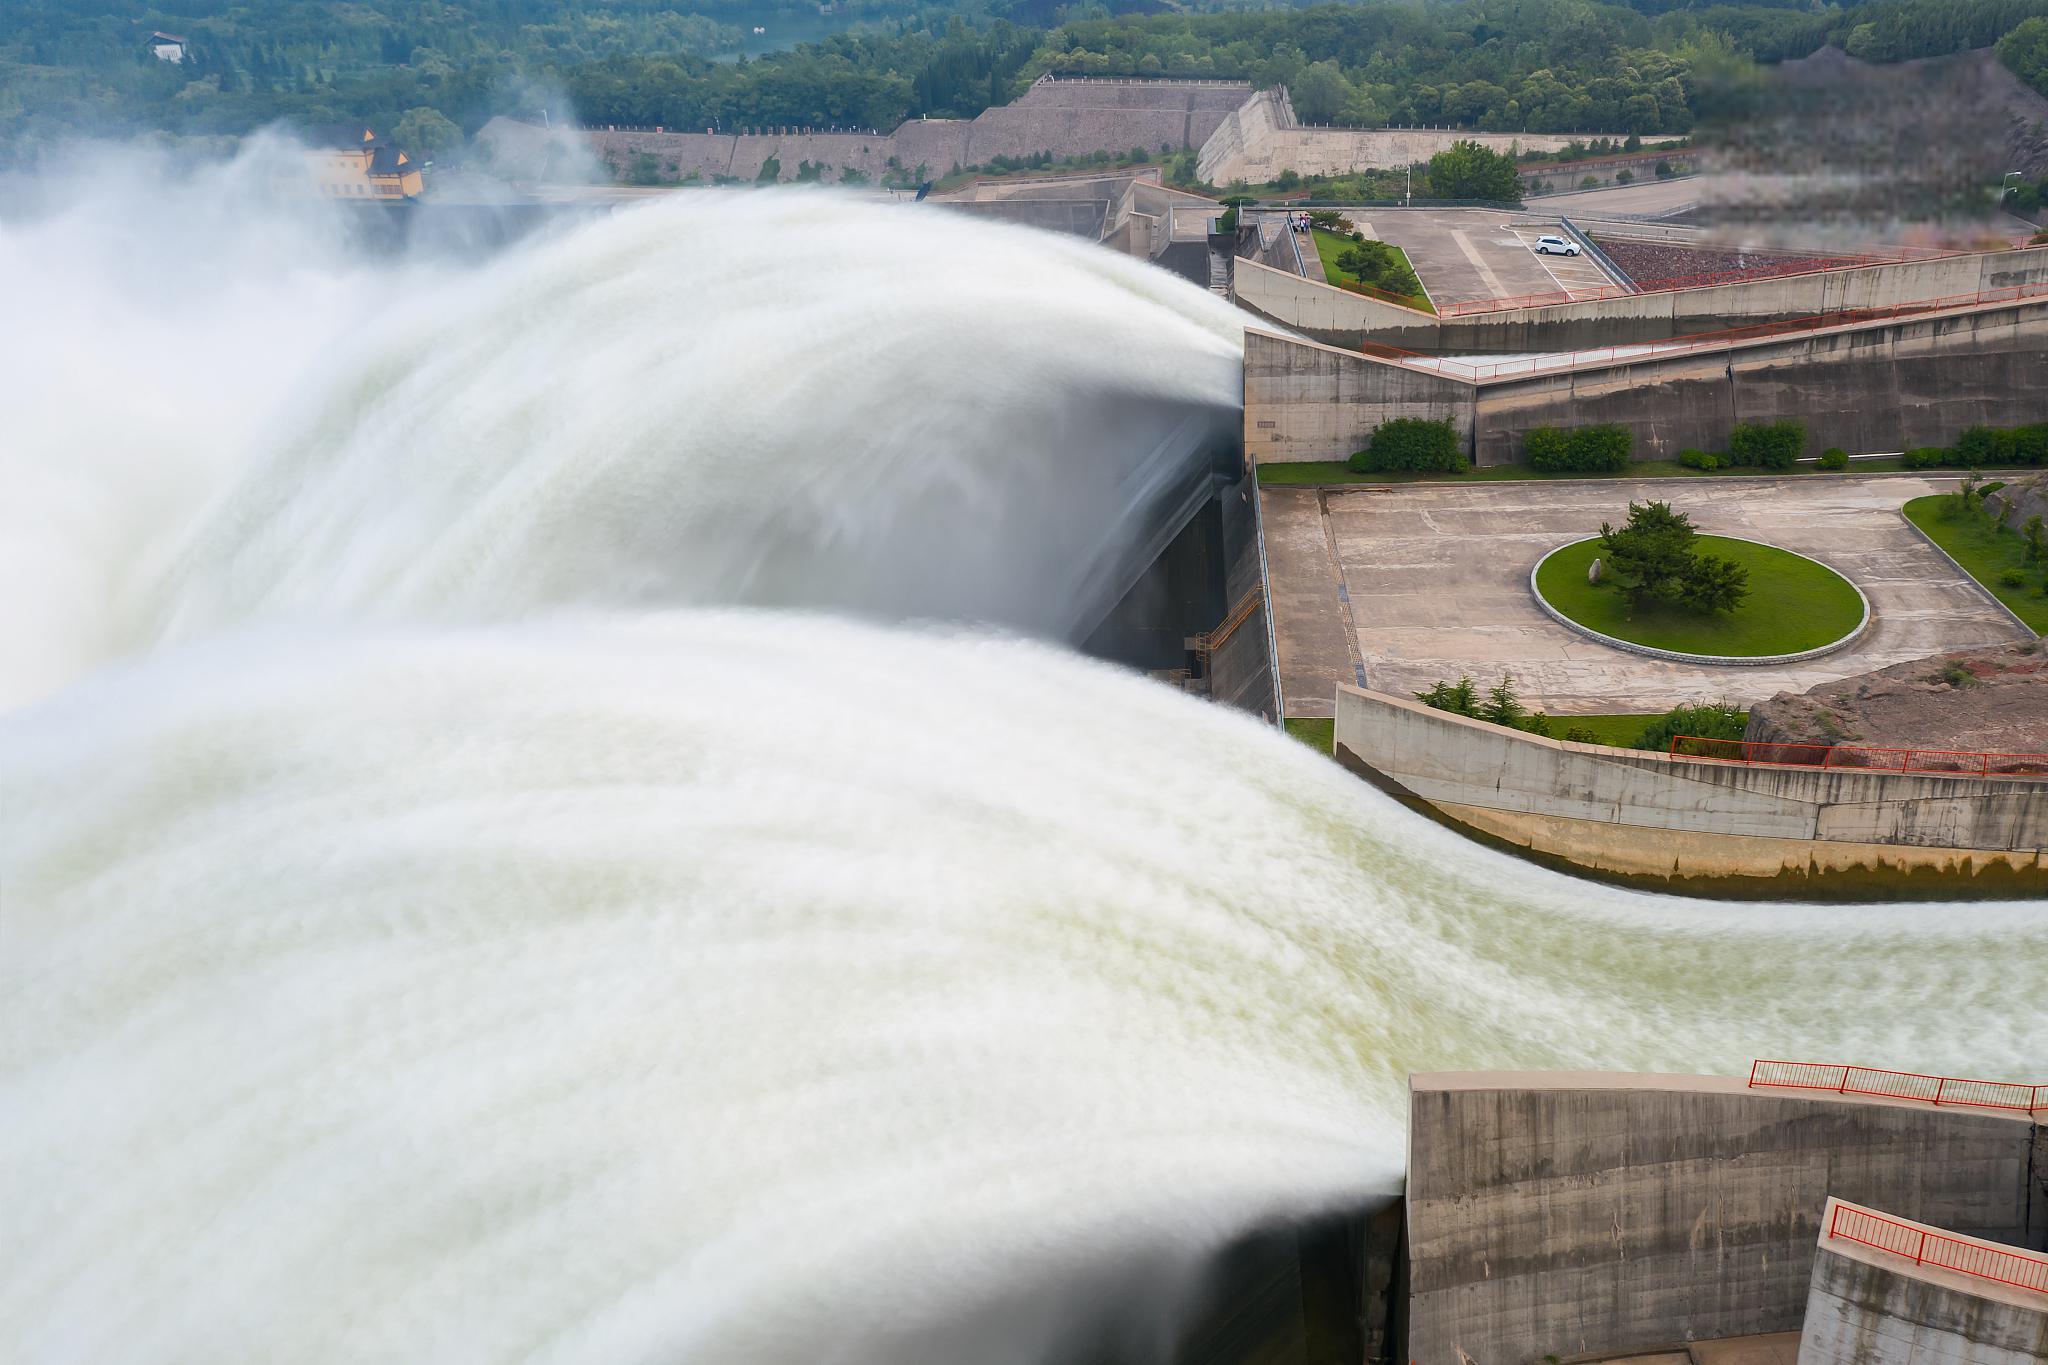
[1405, 1074, 2044, 1365]
[1472, 297, 2048, 465]
[1241, 296, 2048, 466]
[1797, 1200, 2048, 1365]
[1197, 89, 1626, 184]
[1332, 685, 2047, 897]
[1244, 244, 2048, 355]
[1244, 330, 1472, 464]
[504, 77, 1251, 185]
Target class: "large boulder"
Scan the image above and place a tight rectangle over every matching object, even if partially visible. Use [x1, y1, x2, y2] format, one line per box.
[1986, 472, 2048, 532]
[1744, 641, 2048, 767]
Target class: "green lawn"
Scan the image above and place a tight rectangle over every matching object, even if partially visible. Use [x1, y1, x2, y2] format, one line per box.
[1284, 716, 1335, 754]
[1903, 496, 2048, 633]
[1547, 713, 1667, 746]
[1256, 456, 1929, 488]
[1309, 228, 1433, 312]
[1534, 536, 1864, 656]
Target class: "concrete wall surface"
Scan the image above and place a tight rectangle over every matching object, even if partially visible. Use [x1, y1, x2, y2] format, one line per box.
[483, 77, 1252, 185]
[1405, 1074, 2043, 1365]
[1473, 297, 2048, 464]
[1237, 243, 2048, 354]
[1244, 330, 1472, 463]
[1332, 686, 2047, 896]
[1196, 88, 1632, 184]
[1797, 1200, 2048, 1365]
[1240, 299, 2048, 466]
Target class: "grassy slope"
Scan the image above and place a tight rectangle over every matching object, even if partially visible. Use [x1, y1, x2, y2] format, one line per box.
[1534, 535, 1864, 656]
[1282, 711, 1740, 752]
[1283, 716, 1335, 753]
[1902, 495, 2048, 634]
[1308, 228, 1433, 312]
[1256, 458, 1924, 488]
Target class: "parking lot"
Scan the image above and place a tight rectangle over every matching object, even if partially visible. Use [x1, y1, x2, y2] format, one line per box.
[1327, 208, 1565, 310]
[1505, 224, 1620, 301]
[1260, 474, 2031, 718]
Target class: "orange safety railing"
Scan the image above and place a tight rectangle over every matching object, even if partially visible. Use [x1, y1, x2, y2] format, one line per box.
[1748, 1060, 2045, 1113]
[1670, 736, 2048, 779]
[1826, 1202, 2048, 1296]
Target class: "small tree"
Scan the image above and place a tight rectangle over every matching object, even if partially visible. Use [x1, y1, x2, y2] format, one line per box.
[1415, 676, 1480, 716]
[1678, 553, 1750, 615]
[2025, 514, 2046, 565]
[1479, 673, 1527, 727]
[1599, 501, 1699, 610]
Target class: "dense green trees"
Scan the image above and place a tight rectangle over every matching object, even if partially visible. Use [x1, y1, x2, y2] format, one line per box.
[8, 0, 2048, 171]
[1426, 140, 1521, 201]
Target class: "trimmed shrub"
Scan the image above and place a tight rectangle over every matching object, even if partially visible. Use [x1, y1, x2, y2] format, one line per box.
[1727, 419, 1804, 469]
[1817, 447, 1850, 470]
[1567, 424, 1632, 472]
[1524, 427, 1570, 470]
[1679, 448, 1719, 470]
[1903, 446, 1949, 469]
[1955, 426, 2016, 467]
[1350, 417, 1465, 473]
[1999, 568, 2028, 588]
[1633, 701, 1747, 752]
[1525, 423, 1631, 472]
[2015, 423, 2048, 465]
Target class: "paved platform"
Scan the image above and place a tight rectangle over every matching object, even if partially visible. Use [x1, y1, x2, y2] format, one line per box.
[1348, 208, 1566, 309]
[1262, 474, 2031, 718]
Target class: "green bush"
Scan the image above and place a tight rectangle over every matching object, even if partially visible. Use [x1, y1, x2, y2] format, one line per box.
[1524, 423, 1630, 472]
[2015, 423, 2048, 465]
[1903, 447, 1949, 469]
[1679, 448, 1719, 470]
[1726, 419, 1804, 469]
[1633, 700, 1747, 752]
[1817, 447, 1850, 470]
[1569, 424, 1632, 472]
[1524, 427, 1570, 470]
[1350, 417, 1465, 473]
[1955, 426, 2016, 467]
[1999, 567, 2028, 588]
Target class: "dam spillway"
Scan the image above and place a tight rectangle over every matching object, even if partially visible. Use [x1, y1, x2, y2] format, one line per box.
[1, 157, 2044, 1364]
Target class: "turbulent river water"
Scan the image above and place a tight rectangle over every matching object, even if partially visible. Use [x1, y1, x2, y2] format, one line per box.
[2, 147, 2043, 1365]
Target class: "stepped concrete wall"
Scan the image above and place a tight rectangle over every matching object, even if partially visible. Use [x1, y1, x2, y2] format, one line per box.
[486, 77, 1251, 185]
[1332, 685, 2047, 896]
[1406, 1074, 2044, 1365]
[1796, 1199, 2048, 1365]
[1197, 89, 1616, 183]
[1241, 244, 2048, 354]
[1242, 295, 2048, 467]
[1472, 296, 2048, 465]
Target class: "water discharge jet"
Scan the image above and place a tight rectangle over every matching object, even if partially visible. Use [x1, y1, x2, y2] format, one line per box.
[0, 152, 2042, 1364]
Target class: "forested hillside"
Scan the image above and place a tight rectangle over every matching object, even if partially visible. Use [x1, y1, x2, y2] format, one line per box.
[4, 0, 2047, 168]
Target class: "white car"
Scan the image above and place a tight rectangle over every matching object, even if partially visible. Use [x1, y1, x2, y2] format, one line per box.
[1533, 234, 1582, 257]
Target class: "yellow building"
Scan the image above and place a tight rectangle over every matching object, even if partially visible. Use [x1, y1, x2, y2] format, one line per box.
[305, 124, 426, 201]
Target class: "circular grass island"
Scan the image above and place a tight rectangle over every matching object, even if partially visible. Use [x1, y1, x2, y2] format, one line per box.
[1532, 535, 1867, 662]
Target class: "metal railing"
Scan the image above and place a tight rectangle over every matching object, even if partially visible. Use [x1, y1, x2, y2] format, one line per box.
[1672, 736, 2048, 778]
[1364, 280, 2048, 382]
[1434, 239, 2016, 316]
[1748, 1060, 2045, 1112]
[1826, 1201, 2048, 1296]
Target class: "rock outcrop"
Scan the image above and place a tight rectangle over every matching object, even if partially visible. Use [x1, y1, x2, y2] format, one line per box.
[1744, 641, 2048, 763]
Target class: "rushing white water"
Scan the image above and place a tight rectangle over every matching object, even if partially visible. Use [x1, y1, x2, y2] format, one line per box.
[2, 152, 2043, 1365]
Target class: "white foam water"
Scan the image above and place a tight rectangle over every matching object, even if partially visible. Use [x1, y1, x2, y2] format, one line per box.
[2, 152, 2041, 1365]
